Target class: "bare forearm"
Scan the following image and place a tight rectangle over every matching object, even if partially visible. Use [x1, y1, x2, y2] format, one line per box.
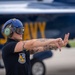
[30, 44, 58, 54]
[15, 38, 60, 52]
[30, 47, 43, 54]
[31, 39, 56, 48]
[43, 44, 58, 50]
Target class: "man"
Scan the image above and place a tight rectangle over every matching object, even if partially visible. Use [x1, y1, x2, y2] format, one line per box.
[1, 18, 69, 75]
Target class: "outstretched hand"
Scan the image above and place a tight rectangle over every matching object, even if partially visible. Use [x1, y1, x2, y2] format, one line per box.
[63, 33, 70, 46]
[55, 33, 70, 51]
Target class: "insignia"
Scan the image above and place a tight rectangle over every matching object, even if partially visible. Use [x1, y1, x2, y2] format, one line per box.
[18, 53, 26, 64]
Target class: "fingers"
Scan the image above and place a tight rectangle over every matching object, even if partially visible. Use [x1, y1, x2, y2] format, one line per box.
[56, 38, 62, 42]
[56, 38, 64, 47]
[64, 33, 70, 46]
[64, 33, 69, 41]
[55, 42, 61, 51]
[54, 33, 70, 51]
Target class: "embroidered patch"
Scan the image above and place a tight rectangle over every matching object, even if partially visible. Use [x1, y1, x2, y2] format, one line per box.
[18, 53, 26, 64]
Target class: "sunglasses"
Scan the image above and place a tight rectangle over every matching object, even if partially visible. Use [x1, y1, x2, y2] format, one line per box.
[15, 27, 24, 35]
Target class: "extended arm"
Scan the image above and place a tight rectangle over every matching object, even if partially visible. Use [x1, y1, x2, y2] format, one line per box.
[30, 33, 70, 54]
[14, 33, 69, 52]
[30, 44, 58, 54]
[14, 38, 58, 52]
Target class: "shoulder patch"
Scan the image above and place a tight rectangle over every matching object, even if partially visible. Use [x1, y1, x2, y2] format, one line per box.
[18, 53, 26, 64]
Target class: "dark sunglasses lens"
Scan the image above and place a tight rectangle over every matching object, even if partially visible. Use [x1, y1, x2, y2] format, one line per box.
[16, 28, 24, 34]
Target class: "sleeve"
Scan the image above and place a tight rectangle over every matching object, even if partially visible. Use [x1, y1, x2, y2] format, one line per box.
[5, 42, 17, 54]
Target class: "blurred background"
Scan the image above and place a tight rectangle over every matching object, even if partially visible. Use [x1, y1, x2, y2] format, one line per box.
[0, 0, 75, 75]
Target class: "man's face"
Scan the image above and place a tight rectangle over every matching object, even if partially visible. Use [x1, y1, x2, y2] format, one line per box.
[11, 27, 24, 41]
[13, 32, 23, 41]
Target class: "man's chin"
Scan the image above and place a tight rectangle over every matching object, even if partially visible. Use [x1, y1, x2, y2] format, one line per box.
[19, 38, 22, 41]
[17, 38, 22, 41]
